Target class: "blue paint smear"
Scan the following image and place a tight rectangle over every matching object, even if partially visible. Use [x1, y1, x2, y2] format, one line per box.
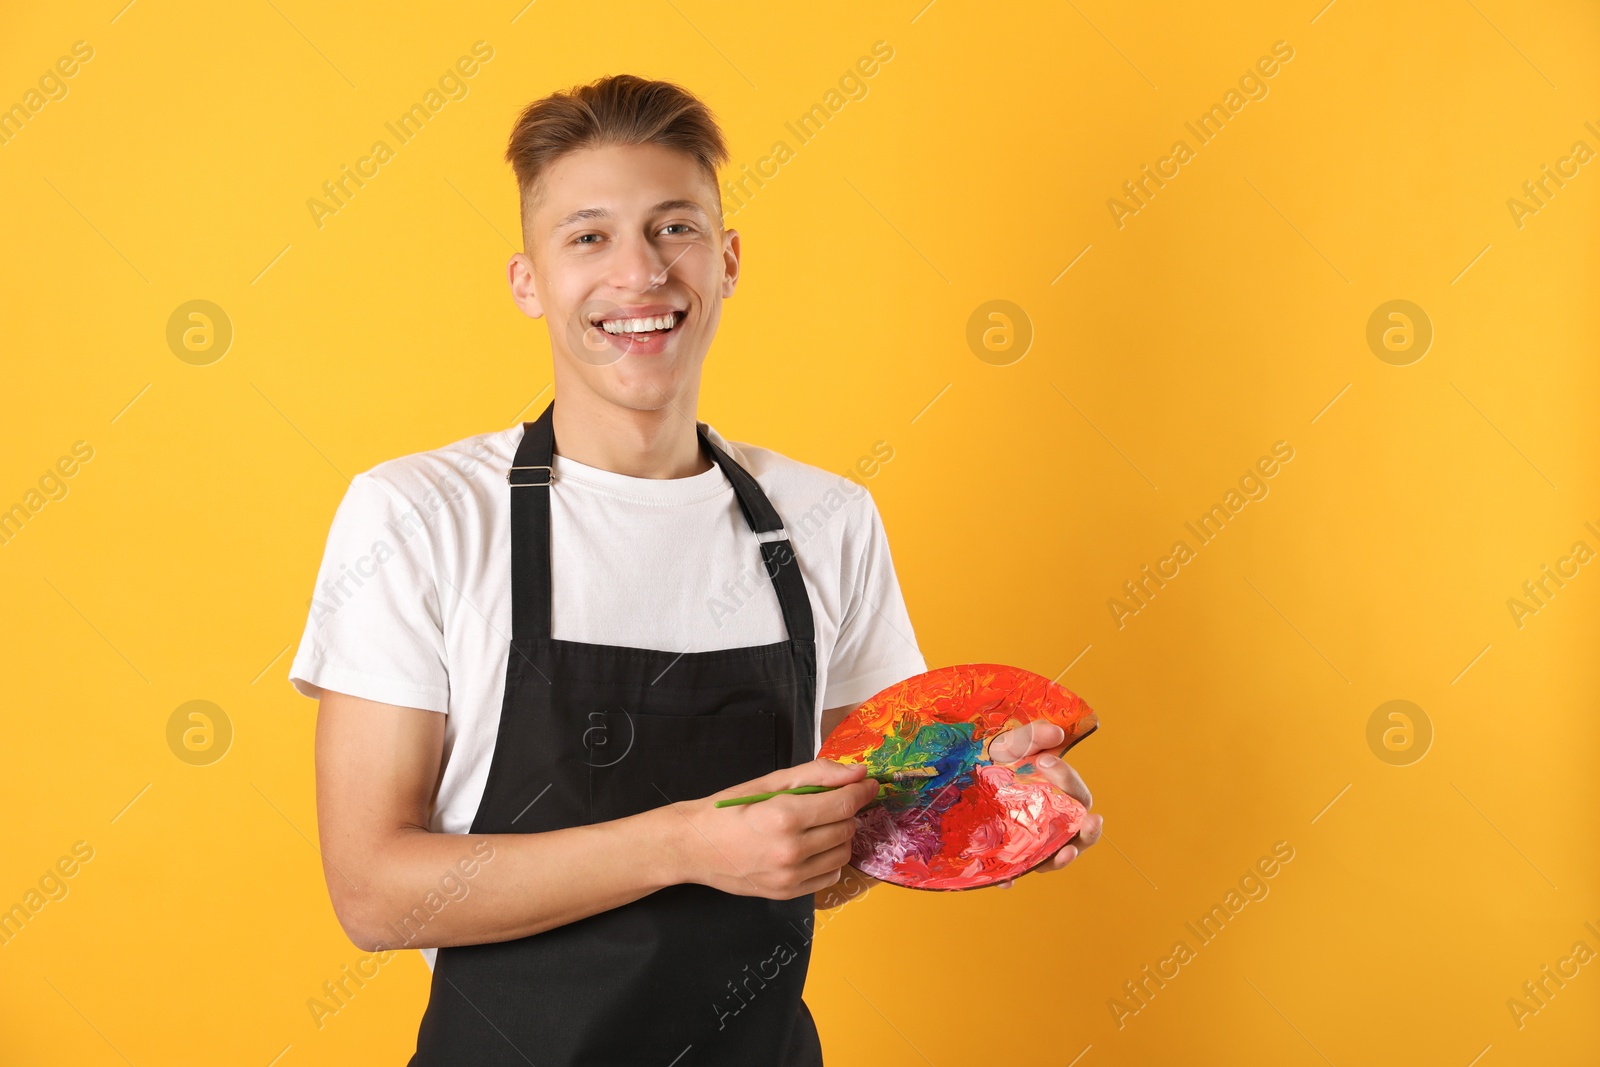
[870, 721, 988, 814]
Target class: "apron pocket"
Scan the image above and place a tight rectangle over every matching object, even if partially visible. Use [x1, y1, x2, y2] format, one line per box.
[587, 708, 777, 822]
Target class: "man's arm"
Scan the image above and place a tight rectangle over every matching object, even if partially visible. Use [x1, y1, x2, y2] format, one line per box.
[315, 689, 683, 950]
[316, 689, 873, 951]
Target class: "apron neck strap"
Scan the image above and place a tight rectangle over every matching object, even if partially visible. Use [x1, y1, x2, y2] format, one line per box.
[508, 400, 815, 645]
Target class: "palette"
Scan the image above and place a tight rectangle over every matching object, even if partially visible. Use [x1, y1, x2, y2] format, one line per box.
[818, 663, 1099, 891]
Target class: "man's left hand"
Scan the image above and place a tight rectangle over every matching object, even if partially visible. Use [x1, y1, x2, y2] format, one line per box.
[984, 720, 1103, 889]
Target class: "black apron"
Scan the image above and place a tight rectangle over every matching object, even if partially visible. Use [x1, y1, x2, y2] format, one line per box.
[409, 400, 825, 1066]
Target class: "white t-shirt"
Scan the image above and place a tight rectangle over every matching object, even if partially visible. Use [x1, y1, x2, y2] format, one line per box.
[289, 414, 927, 837]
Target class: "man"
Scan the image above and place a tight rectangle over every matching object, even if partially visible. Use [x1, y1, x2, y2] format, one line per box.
[290, 73, 1101, 1065]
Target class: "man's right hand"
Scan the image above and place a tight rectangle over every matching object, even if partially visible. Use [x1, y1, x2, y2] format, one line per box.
[668, 759, 880, 900]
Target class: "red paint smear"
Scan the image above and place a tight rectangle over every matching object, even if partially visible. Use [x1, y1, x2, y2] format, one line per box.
[821, 664, 1101, 891]
[939, 767, 1013, 859]
[822, 663, 1098, 765]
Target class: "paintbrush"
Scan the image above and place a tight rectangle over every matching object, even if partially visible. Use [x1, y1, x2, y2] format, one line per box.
[714, 766, 937, 808]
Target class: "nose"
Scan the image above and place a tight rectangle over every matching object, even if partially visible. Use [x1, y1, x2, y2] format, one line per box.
[608, 229, 671, 293]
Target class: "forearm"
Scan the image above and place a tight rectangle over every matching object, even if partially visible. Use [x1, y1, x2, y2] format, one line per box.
[330, 805, 688, 951]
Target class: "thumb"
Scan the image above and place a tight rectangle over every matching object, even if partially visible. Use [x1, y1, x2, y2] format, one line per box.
[988, 720, 1066, 764]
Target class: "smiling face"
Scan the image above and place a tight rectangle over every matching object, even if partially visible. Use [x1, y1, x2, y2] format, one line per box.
[508, 142, 738, 414]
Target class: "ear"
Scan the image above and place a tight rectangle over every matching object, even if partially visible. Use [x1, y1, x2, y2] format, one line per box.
[508, 251, 546, 319]
[720, 228, 741, 299]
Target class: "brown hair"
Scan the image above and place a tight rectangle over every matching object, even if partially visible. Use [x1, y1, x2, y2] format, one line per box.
[505, 74, 729, 241]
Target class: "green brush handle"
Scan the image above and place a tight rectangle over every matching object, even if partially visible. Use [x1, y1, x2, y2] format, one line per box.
[714, 770, 930, 808]
[714, 784, 846, 807]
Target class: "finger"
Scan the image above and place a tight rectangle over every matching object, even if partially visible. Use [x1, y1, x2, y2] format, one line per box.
[988, 720, 1067, 764]
[825, 777, 885, 819]
[712, 758, 867, 801]
[797, 840, 855, 883]
[804, 860, 881, 900]
[1024, 841, 1081, 879]
[791, 843, 859, 895]
[1068, 813, 1104, 852]
[796, 866, 852, 896]
[771, 776, 881, 828]
[1035, 754, 1091, 808]
[1035, 813, 1106, 876]
[797, 817, 858, 859]
[1006, 813, 1104, 884]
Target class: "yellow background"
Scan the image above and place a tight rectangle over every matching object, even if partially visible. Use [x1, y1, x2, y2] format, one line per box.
[2, 0, 1597, 1063]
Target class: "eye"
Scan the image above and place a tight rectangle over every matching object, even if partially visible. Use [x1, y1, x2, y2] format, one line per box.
[573, 233, 603, 245]
[662, 223, 695, 235]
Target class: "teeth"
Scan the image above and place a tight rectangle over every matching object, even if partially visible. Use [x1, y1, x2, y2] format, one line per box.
[601, 313, 679, 335]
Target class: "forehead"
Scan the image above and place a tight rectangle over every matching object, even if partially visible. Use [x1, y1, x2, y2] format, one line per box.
[535, 143, 718, 232]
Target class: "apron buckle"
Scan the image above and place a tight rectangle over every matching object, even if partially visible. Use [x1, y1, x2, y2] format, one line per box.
[507, 465, 554, 486]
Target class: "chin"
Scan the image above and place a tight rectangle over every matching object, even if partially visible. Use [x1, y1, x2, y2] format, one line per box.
[557, 346, 704, 410]
[614, 364, 703, 405]
[596, 375, 686, 413]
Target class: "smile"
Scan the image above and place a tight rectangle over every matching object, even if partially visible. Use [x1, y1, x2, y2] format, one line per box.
[591, 310, 686, 336]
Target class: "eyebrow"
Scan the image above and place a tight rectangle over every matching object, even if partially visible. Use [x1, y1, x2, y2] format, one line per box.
[549, 199, 711, 236]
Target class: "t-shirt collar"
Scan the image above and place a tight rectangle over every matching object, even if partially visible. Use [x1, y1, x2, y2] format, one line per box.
[506, 420, 735, 507]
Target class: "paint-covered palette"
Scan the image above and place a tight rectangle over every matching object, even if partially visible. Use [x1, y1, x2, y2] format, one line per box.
[818, 663, 1099, 891]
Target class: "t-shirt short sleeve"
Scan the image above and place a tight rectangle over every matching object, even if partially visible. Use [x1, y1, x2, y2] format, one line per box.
[288, 472, 451, 712]
[822, 491, 927, 710]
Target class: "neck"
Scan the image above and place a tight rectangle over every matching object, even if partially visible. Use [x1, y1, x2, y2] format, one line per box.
[548, 386, 712, 479]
